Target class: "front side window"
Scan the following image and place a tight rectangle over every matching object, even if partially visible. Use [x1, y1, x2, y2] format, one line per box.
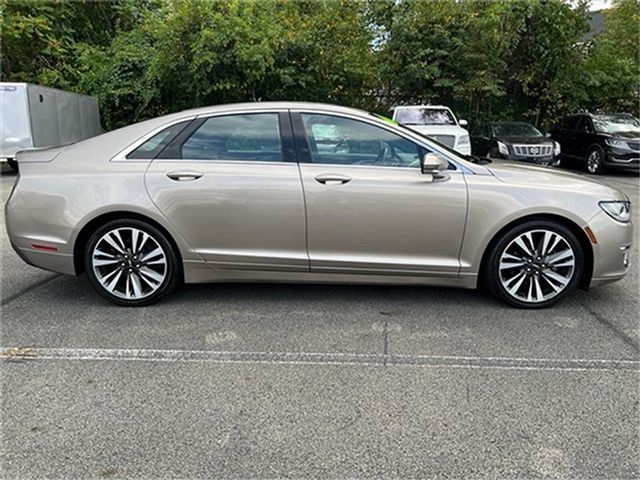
[578, 117, 593, 133]
[561, 116, 580, 131]
[181, 113, 282, 161]
[301, 114, 421, 168]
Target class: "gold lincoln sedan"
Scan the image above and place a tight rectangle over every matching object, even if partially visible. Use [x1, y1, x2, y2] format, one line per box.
[5, 102, 633, 307]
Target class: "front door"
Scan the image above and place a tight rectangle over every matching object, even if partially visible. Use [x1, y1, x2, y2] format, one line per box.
[144, 111, 308, 272]
[293, 112, 468, 277]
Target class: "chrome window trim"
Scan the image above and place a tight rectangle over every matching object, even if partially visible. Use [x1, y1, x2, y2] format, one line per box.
[111, 105, 476, 174]
[149, 159, 295, 167]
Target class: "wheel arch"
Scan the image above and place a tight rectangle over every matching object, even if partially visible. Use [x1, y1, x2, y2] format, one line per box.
[478, 213, 594, 290]
[73, 211, 184, 280]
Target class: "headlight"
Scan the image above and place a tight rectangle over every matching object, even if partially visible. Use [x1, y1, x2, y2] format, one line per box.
[497, 141, 509, 155]
[599, 200, 631, 223]
[457, 135, 470, 146]
[605, 139, 627, 149]
[553, 141, 561, 156]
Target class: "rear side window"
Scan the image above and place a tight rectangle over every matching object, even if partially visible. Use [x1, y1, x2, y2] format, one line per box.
[127, 121, 190, 159]
[181, 113, 282, 162]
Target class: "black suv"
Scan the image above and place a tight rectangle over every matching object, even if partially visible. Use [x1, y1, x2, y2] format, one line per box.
[470, 121, 560, 166]
[550, 113, 640, 174]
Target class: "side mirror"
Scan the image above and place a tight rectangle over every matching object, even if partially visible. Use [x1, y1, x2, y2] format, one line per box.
[545, 132, 551, 138]
[422, 153, 449, 179]
[459, 119, 468, 127]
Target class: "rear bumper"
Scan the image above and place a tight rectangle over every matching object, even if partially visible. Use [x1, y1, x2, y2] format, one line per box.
[11, 244, 75, 275]
[5, 189, 77, 275]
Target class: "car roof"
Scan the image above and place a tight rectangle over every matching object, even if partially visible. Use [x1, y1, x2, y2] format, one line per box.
[177, 101, 370, 117]
[489, 121, 532, 126]
[393, 105, 450, 110]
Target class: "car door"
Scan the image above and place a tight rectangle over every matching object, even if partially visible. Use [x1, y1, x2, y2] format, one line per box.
[556, 115, 581, 158]
[144, 111, 308, 272]
[292, 111, 468, 277]
[575, 116, 595, 160]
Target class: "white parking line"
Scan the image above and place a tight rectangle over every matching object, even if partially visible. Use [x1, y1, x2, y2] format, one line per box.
[1, 347, 638, 372]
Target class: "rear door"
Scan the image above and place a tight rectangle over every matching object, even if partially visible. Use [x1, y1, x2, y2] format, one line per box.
[143, 110, 308, 272]
[292, 111, 468, 277]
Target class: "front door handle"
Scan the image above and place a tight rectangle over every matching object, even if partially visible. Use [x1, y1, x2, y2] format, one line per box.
[166, 171, 203, 181]
[314, 174, 351, 185]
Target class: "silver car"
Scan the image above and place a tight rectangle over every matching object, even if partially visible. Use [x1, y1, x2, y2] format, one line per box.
[5, 102, 633, 307]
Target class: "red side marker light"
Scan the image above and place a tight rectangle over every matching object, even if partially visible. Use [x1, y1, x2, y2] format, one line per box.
[31, 244, 58, 252]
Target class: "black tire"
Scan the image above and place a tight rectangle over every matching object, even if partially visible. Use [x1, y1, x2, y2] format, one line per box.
[586, 147, 606, 175]
[84, 219, 180, 306]
[7, 159, 18, 171]
[484, 220, 584, 309]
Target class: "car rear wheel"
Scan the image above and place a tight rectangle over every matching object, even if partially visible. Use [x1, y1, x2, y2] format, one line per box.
[485, 220, 584, 308]
[84, 219, 179, 306]
[586, 147, 606, 175]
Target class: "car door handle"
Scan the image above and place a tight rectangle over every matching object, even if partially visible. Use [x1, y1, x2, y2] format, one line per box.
[166, 171, 203, 181]
[314, 174, 351, 185]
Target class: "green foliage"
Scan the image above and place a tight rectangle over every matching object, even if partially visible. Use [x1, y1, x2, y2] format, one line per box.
[1, 0, 637, 131]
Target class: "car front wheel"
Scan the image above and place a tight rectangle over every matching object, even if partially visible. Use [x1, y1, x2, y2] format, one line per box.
[84, 219, 180, 306]
[485, 221, 584, 308]
[586, 148, 606, 175]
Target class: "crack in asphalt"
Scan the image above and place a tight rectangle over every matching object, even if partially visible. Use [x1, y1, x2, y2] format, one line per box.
[1, 274, 61, 307]
[574, 298, 640, 353]
[1, 347, 638, 371]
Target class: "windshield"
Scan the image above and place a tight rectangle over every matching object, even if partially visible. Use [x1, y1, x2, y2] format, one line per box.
[493, 123, 542, 138]
[592, 115, 640, 134]
[394, 108, 456, 126]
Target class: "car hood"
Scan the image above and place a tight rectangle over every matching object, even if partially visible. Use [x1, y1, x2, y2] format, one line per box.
[498, 136, 551, 145]
[486, 161, 624, 198]
[606, 131, 640, 139]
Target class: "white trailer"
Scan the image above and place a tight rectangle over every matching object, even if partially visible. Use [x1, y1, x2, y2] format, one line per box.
[0, 83, 101, 170]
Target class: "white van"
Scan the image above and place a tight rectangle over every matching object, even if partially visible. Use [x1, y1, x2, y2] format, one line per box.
[0, 83, 101, 170]
[392, 105, 470, 155]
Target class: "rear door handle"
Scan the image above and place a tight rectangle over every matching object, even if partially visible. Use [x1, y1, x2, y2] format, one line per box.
[166, 171, 203, 181]
[314, 174, 351, 185]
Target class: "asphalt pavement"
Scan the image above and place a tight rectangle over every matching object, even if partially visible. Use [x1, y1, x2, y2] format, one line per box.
[1, 164, 638, 479]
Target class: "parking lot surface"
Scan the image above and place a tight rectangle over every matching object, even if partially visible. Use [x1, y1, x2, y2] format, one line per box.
[1, 166, 638, 479]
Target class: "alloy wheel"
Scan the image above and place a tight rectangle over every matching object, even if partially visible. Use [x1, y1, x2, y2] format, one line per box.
[587, 150, 602, 174]
[498, 229, 575, 304]
[91, 227, 167, 300]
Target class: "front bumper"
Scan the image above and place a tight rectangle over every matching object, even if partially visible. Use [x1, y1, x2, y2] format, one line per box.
[455, 144, 471, 156]
[605, 150, 640, 171]
[588, 210, 633, 287]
